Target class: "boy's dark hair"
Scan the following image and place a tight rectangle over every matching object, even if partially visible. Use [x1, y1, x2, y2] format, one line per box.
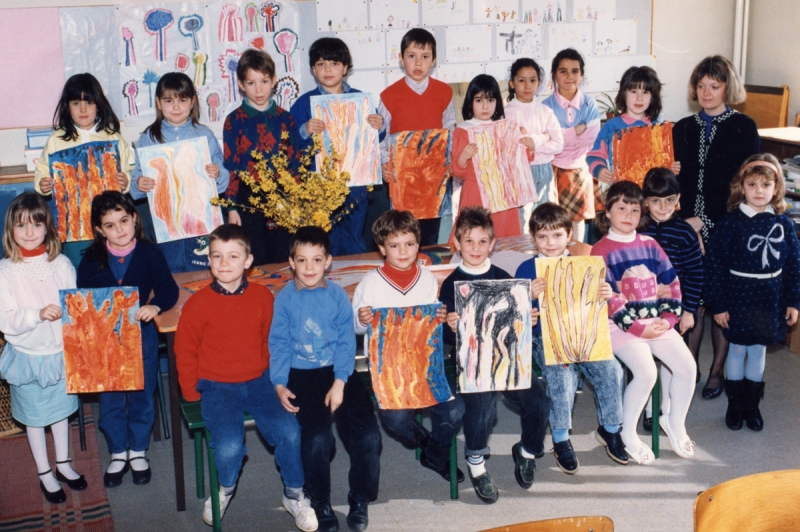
[551, 48, 585, 80]
[237, 49, 276, 82]
[507, 57, 544, 101]
[86, 191, 145, 269]
[400, 28, 437, 60]
[289, 226, 331, 258]
[209, 224, 252, 257]
[54, 73, 120, 142]
[462, 74, 505, 121]
[455, 206, 495, 241]
[528, 202, 573, 236]
[596, 181, 648, 234]
[642, 167, 680, 198]
[372, 210, 420, 248]
[309, 37, 353, 70]
[146, 72, 200, 143]
[615, 66, 663, 122]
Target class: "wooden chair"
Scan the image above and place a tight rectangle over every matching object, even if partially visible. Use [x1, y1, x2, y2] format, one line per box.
[731, 85, 790, 128]
[694, 469, 800, 532]
[480, 515, 614, 532]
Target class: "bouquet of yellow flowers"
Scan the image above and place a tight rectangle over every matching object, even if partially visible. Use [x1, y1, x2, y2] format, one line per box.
[213, 132, 352, 233]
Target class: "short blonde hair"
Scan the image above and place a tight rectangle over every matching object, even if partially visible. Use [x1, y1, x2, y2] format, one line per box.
[727, 153, 786, 214]
[688, 55, 747, 105]
[2, 192, 61, 262]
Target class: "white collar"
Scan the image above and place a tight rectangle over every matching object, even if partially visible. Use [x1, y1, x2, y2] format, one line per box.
[404, 76, 429, 93]
[739, 202, 775, 218]
[464, 118, 493, 127]
[458, 258, 491, 275]
[607, 228, 637, 242]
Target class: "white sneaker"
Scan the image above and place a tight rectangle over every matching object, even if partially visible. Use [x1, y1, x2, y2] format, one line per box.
[282, 495, 318, 532]
[203, 488, 232, 526]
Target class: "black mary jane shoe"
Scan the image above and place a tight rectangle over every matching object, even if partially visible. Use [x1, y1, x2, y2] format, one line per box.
[38, 470, 67, 504]
[702, 374, 724, 400]
[55, 459, 88, 491]
[103, 458, 130, 488]
[129, 456, 152, 485]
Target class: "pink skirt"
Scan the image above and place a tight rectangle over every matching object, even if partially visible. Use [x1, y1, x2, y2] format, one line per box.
[609, 318, 682, 352]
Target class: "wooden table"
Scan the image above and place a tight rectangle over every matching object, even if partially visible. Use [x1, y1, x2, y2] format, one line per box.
[0, 165, 34, 185]
[154, 237, 591, 511]
[759, 127, 800, 161]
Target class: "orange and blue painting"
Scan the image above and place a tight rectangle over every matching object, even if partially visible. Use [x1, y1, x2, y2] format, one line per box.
[60, 287, 143, 394]
[311, 92, 382, 186]
[50, 140, 122, 242]
[455, 279, 532, 393]
[366, 303, 453, 410]
[387, 129, 452, 219]
[612, 122, 674, 186]
[139, 137, 223, 243]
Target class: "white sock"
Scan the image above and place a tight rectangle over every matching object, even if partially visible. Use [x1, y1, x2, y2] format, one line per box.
[221, 484, 236, 496]
[107, 451, 128, 474]
[467, 456, 486, 476]
[519, 446, 537, 460]
[284, 486, 304, 501]
[27, 427, 60, 492]
[52, 419, 80, 480]
[129, 450, 149, 471]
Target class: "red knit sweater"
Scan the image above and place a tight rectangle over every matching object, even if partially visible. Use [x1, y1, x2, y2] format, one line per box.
[174, 284, 274, 402]
[381, 77, 452, 133]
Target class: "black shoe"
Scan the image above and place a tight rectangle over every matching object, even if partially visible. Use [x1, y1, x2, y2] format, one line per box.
[346, 493, 368, 532]
[54, 462, 88, 491]
[552, 440, 579, 474]
[129, 456, 152, 485]
[725, 379, 744, 430]
[511, 443, 536, 489]
[103, 459, 130, 488]
[468, 469, 499, 504]
[743, 379, 765, 432]
[595, 426, 629, 465]
[419, 438, 465, 483]
[312, 500, 339, 532]
[702, 374, 724, 399]
[38, 470, 67, 504]
[643, 415, 653, 433]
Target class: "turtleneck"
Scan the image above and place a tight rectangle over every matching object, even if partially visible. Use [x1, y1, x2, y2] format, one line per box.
[379, 261, 420, 292]
[607, 227, 637, 243]
[458, 258, 491, 275]
[20, 244, 46, 258]
[699, 106, 731, 143]
[107, 238, 137, 257]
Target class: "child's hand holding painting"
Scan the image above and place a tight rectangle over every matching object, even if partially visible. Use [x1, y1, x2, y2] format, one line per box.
[205, 163, 220, 180]
[135, 304, 160, 322]
[358, 306, 374, 326]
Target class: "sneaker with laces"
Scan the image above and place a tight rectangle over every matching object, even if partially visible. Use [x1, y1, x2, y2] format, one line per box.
[282, 495, 319, 532]
[468, 469, 499, 504]
[552, 439, 579, 474]
[595, 426, 629, 465]
[202, 488, 232, 526]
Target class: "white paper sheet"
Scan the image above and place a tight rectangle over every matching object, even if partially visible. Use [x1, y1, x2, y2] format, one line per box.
[445, 25, 492, 63]
[337, 29, 386, 69]
[521, 0, 564, 24]
[473, 0, 520, 23]
[573, 0, 616, 22]
[422, 0, 469, 26]
[369, 0, 419, 30]
[385, 28, 408, 69]
[495, 24, 543, 60]
[346, 70, 387, 97]
[436, 63, 484, 84]
[316, 0, 368, 31]
[546, 22, 592, 58]
[594, 19, 637, 56]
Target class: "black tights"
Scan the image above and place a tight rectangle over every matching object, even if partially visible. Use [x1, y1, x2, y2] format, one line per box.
[683, 306, 729, 382]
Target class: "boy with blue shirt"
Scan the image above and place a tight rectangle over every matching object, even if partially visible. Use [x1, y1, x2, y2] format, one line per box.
[270, 226, 381, 532]
[290, 38, 384, 256]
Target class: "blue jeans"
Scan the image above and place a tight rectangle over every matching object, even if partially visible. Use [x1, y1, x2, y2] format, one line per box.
[330, 187, 369, 256]
[378, 391, 464, 453]
[533, 334, 623, 431]
[198, 369, 304, 489]
[98, 322, 158, 454]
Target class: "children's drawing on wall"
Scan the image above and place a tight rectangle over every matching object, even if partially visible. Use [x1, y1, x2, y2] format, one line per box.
[206, 91, 222, 121]
[273, 28, 297, 72]
[192, 52, 208, 86]
[594, 19, 637, 56]
[454, 279, 532, 393]
[366, 304, 453, 410]
[218, 4, 243, 42]
[473, 0, 519, 23]
[275, 76, 299, 110]
[445, 25, 492, 63]
[572, 0, 616, 22]
[123, 79, 140, 116]
[175, 53, 190, 73]
[338, 30, 385, 69]
[245, 2, 259, 31]
[178, 14, 204, 52]
[547, 22, 592, 58]
[496, 24, 542, 60]
[385, 28, 408, 66]
[143, 69, 159, 108]
[369, 0, 418, 29]
[436, 63, 484, 84]
[536, 256, 613, 366]
[122, 27, 137, 66]
[218, 48, 241, 102]
[612, 123, 674, 186]
[61, 287, 144, 393]
[144, 8, 174, 61]
[260, 2, 282, 32]
[388, 129, 452, 219]
[316, 0, 368, 31]
[521, 0, 558, 24]
[422, 0, 469, 25]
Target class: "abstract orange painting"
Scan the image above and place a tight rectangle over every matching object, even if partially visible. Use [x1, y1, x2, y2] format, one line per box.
[366, 304, 453, 410]
[50, 141, 122, 242]
[60, 287, 143, 393]
[388, 129, 452, 219]
[612, 122, 674, 186]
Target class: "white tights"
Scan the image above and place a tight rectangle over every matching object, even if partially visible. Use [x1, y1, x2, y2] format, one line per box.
[615, 337, 696, 450]
[572, 220, 586, 243]
[27, 419, 79, 492]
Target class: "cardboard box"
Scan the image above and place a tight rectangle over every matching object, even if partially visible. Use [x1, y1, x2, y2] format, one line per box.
[26, 127, 53, 150]
[24, 147, 43, 172]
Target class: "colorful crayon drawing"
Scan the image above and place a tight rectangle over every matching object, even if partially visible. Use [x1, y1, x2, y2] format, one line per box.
[178, 14, 204, 52]
[536, 256, 613, 365]
[273, 28, 298, 71]
[311, 93, 381, 187]
[260, 2, 282, 32]
[366, 304, 453, 409]
[388, 129, 452, 219]
[50, 141, 122, 242]
[206, 92, 222, 122]
[612, 122, 674, 186]
[60, 287, 143, 394]
[218, 4, 243, 42]
[139, 137, 223, 243]
[219, 49, 241, 102]
[275, 77, 299, 110]
[143, 8, 174, 61]
[245, 3, 259, 32]
[467, 118, 537, 213]
[192, 52, 208, 86]
[122, 80, 139, 116]
[454, 279, 532, 393]
[143, 69, 159, 108]
[122, 27, 137, 66]
[175, 53, 190, 73]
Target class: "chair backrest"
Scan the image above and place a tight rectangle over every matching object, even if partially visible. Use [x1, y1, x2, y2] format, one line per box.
[731, 84, 790, 128]
[480, 516, 614, 532]
[694, 469, 800, 532]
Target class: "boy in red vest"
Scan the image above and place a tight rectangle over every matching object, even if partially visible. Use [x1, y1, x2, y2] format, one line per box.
[376, 28, 456, 246]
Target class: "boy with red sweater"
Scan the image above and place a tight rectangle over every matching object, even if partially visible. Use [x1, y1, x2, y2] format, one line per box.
[174, 224, 316, 531]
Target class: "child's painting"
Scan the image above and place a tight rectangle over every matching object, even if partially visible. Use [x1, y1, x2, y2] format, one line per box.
[50, 140, 122, 243]
[388, 129, 452, 219]
[594, 19, 637, 56]
[535, 256, 614, 366]
[473, 0, 520, 23]
[366, 304, 453, 410]
[445, 25, 492, 63]
[316, 0, 368, 31]
[139, 137, 224, 243]
[573, 0, 616, 21]
[369, 0, 419, 30]
[612, 122, 674, 186]
[454, 280, 532, 393]
[495, 24, 543, 60]
[60, 287, 143, 394]
[547, 22, 592, 58]
[466, 119, 537, 213]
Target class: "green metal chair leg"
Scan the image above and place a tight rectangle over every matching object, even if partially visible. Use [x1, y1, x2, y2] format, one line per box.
[205, 428, 222, 532]
[156, 363, 170, 439]
[652, 369, 661, 459]
[449, 432, 458, 500]
[194, 430, 205, 498]
[77, 396, 86, 452]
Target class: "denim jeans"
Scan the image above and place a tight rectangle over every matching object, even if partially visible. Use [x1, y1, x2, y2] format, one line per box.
[98, 322, 158, 454]
[287, 367, 381, 504]
[378, 385, 464, 449]
[533, 333, 623, 431]
[198, 369, 304, 489]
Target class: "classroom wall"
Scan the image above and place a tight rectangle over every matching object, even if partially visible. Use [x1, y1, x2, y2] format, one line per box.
[746, 0, 800, 126]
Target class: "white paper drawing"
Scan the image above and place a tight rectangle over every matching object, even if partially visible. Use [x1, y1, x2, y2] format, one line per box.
[445, 25, 492, 63]
[496, 24, 543, 60]
[436, 63, 484, 84]
[422, 0, 469, 26]
[547, 22, 592, 58]
[573, 0, 616, 22]
[521, 0, 563, 24]
[484, 61, 512, 83]
[338, 30, 385, 69]
[346, 69, 387, 97]
[316, 0, 368, 31]
[385, 28, 408, 68]
[473, 0, 519, 23]
[594, 19, 637, 56]
[369, 0, 418, 29]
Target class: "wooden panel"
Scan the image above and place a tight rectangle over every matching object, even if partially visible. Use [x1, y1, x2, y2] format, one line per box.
[481, 516, 614, 532]
[732, 85, 789, 128]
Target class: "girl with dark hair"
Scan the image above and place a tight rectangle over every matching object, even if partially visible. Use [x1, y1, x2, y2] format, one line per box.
[78, 191, 179, 489]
